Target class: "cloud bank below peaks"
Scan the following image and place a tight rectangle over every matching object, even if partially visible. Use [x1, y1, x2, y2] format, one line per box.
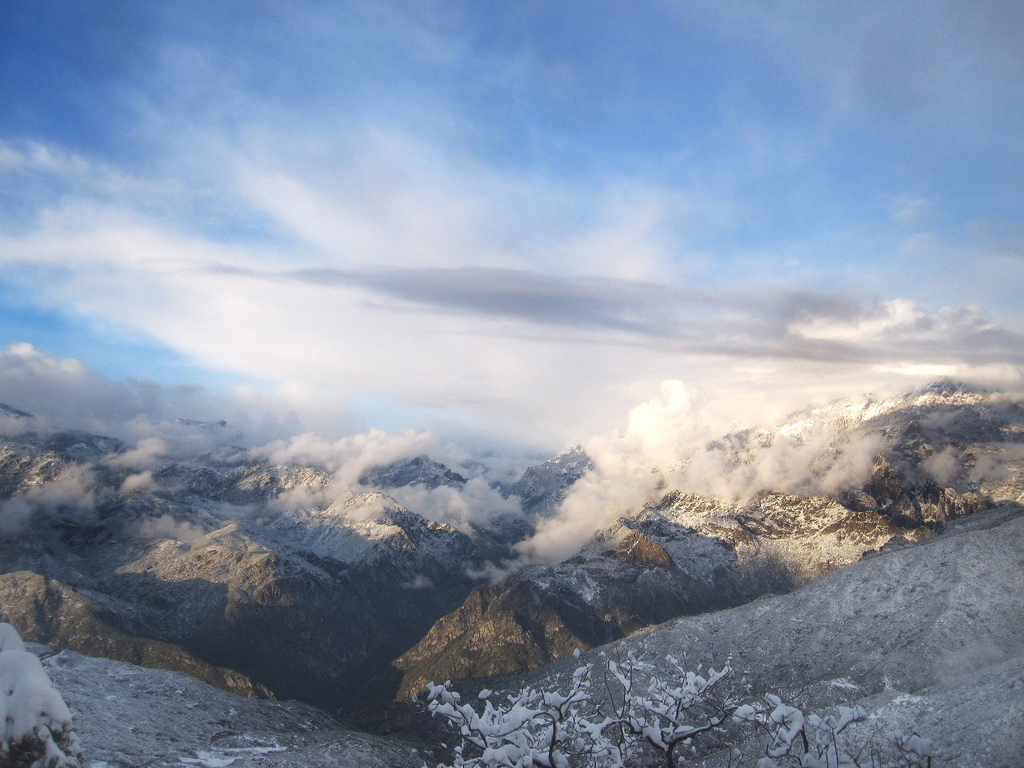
[511, 378, 985, 566]
[0, 343, 523, 536]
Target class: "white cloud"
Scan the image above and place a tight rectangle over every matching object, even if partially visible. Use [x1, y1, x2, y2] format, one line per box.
[0, 343, 305, 450]
[252, 429, 440, 483]
[105, 438, 168, 471]
[135, 514, 206, 544]
[387, 477, 521, 532]
[923, 447, 961, 486]
[0, 1, 1022, 454]
[514, 378, 894, 565]
[120, 471, 156, 496]
[515, 381, 707, 564]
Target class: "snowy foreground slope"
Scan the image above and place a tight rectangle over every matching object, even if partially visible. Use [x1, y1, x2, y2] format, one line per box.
[564, 503, 1024, 766]
[37, 645, 427, 768]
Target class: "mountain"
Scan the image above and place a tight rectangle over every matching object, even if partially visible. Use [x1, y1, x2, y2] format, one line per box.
[392, 381, 1024, 697]
[0, 432, 484, 715]
[0, 379, 1020, 733]
[507, 445, 593, 518]
[358, 455, 468, 490]
[437, 501, 1024, 767]
[0, 570, 270, 699]
[605, 501, 1024, 767]
[477, 445, 594, 550]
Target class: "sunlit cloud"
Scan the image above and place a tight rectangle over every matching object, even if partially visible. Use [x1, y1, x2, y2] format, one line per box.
[0, 0, 1021, 454]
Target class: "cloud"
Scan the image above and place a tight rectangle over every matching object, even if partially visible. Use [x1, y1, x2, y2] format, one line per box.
[22, 466, 97, 516]
[135, 514, 206, 544]
[693, 1, 1024, 129]
[252, 429, 440, 483]
[105, 438, 168, 471]
[924, 447, 961, 486]
[120, 471, 156, 496]
[252, 428, 525, 530]
[386, 477, 522, 533]
[0, 343, 307, 450]
[0, 465, 101, 536]
[515, 381, 703, 564]
[514, 380, 892, 565]
[0, 2, 1022, 454]
[218, 264, 1024, 372]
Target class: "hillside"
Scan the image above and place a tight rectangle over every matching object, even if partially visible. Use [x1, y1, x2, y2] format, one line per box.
[37, 645, 429, 768]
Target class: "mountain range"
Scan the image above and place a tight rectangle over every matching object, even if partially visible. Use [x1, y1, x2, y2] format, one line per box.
[0, 379, 1021, 765]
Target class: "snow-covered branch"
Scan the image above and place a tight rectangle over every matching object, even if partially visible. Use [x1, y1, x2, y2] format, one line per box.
[426, 653, 941, 768]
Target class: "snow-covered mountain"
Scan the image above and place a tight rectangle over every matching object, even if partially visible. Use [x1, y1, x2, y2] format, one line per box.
[506, 445, 593, 518]
[358, 455, 468, 490]
[392, 381, 1024, 697]
[0, 379, 1021, 756]
[26, 493, 1024, 766]
[436, 501, 1024, 767]
[0, 430, 483, 715]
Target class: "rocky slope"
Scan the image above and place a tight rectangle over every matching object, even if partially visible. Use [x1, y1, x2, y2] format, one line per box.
[0, 570, 269, 699]
[613, 501, 1024, 767]
[44, 499, 1022, 767]
[392, 381, 1024, 697]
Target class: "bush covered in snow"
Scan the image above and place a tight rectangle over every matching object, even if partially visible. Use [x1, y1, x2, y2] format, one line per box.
[425, 652, 941, 768]
[0, 623, 81, 768]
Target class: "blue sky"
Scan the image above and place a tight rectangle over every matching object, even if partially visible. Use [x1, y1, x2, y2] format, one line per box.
[1, 0, 1023, 451]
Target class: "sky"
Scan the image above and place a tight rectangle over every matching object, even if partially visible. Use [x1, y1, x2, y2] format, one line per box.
[1, 0, 1023, 458]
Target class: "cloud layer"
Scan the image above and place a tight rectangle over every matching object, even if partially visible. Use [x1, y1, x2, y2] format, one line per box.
[0, 1, 1022, 452]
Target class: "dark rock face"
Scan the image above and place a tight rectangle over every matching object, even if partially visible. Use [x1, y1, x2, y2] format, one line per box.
[393, 558, 728, 700]
[0, 570, 270, 699]
[89, 518, 480, 713]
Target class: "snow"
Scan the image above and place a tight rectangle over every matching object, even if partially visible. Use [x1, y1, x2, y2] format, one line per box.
[0, 622, 26, 652]
[39, 648, 427, 768]
[0, 627, 80, 766]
